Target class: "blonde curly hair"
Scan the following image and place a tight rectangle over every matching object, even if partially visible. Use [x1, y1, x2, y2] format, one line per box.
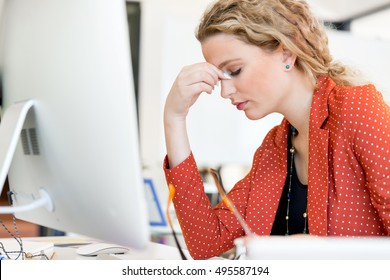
[196, 0, 363, 87]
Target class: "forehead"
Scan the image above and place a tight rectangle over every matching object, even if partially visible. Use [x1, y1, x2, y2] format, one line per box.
[201, 33, 245, 59]
[201, 33, 266, 67]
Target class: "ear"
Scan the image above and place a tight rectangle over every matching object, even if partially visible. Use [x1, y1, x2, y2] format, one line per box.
[281, 46, 297, 70]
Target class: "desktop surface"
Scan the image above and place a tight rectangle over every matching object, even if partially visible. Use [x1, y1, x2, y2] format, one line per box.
[0, 236, 191, 260]
[4, 235, 389, 260]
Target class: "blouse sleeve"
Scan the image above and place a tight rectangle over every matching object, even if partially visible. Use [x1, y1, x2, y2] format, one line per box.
[349, 85, 390, 234]
[163, 152, 254, 259]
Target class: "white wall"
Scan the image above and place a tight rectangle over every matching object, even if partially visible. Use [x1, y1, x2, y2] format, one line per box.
[351, 8, 390, 41]
[328, 30, 390, 102]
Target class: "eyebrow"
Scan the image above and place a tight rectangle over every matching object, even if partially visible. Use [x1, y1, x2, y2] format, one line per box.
[218, 58, 241, 69]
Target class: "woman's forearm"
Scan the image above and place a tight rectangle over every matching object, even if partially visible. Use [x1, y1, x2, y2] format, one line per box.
[164, 116, 191, 168]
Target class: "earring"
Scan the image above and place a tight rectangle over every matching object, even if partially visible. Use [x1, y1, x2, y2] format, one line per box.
[285, 65, 290, 70]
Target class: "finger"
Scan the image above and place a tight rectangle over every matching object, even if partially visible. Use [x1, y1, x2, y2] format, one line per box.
[189, 71, 219, 89]
[206, 63, 231, 81]
[186, 63, 224, 84]
[187, 82, 214, 95]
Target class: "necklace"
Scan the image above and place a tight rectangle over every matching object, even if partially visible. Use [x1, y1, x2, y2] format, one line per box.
[285, 126, 308, 235]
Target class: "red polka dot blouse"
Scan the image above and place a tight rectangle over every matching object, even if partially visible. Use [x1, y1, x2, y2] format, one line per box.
[163, 76, 390, 260]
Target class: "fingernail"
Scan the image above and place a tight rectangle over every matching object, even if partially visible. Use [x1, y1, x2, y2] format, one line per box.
[223, 72, 232, 79]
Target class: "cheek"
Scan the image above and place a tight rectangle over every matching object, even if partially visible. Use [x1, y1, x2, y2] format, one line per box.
[242, 64, 272, 88]
[252, 66, 283, 96]
[238, 71, 260, 92]
[239, 71, 271, 96]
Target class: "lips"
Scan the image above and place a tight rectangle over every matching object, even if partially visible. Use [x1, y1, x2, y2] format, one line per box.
[233, 101, 248, 111]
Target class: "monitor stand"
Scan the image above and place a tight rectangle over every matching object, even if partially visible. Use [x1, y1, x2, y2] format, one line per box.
[0, 100, 53, 214]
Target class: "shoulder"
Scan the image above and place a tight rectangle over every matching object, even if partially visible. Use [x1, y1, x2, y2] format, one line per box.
[328, 82, 389, 120]
[327, 83, 390, 140]
[330, 83, 385, 109]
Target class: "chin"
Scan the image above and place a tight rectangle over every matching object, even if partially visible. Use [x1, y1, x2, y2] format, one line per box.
[244, 111, 266, 121]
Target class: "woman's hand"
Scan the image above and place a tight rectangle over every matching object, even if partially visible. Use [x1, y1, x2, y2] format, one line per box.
[164, 63, 227, 168]
[164, 62, 226, 123]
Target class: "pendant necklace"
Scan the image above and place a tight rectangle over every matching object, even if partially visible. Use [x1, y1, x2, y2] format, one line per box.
[285, 126, 308, 235]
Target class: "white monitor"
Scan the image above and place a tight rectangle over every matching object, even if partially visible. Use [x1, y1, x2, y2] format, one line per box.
[0, 0, 150, 249]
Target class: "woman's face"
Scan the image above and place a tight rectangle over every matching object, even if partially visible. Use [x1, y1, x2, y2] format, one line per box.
[201, 33, 291, 120]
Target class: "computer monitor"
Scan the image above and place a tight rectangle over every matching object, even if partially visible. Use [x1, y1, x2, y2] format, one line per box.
[0, 0, 150, 249]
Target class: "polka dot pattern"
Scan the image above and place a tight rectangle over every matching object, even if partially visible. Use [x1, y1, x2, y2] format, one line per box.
[163, 76, 390, 260]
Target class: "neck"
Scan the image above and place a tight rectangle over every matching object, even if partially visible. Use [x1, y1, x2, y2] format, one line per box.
[280, 71, 314, 136]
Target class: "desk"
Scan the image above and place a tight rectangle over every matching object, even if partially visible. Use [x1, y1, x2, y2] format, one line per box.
[0, 236, 192, 260]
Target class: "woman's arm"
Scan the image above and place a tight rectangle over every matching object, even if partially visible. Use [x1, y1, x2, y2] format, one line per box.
[163, 153, 253, 259]
[164, 63, 227, 168]
[350, 85, 390, 234]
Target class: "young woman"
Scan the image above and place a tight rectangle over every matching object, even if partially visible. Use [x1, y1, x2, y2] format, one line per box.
[163, 0, 390, 259]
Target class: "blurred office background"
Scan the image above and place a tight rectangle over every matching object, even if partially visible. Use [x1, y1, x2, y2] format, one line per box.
[0, 0, 389, 237]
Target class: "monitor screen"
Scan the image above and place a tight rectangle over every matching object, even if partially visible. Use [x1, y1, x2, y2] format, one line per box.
[0, 0, 150, 249]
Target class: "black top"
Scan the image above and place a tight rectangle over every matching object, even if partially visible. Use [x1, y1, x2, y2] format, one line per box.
[270, 133, 309, 235]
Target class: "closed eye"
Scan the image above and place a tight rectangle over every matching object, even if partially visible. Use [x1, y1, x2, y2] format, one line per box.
[229, 68, 241, 77]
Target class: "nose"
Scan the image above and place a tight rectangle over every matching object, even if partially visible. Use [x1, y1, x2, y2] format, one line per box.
[220, 80, 235, 99]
